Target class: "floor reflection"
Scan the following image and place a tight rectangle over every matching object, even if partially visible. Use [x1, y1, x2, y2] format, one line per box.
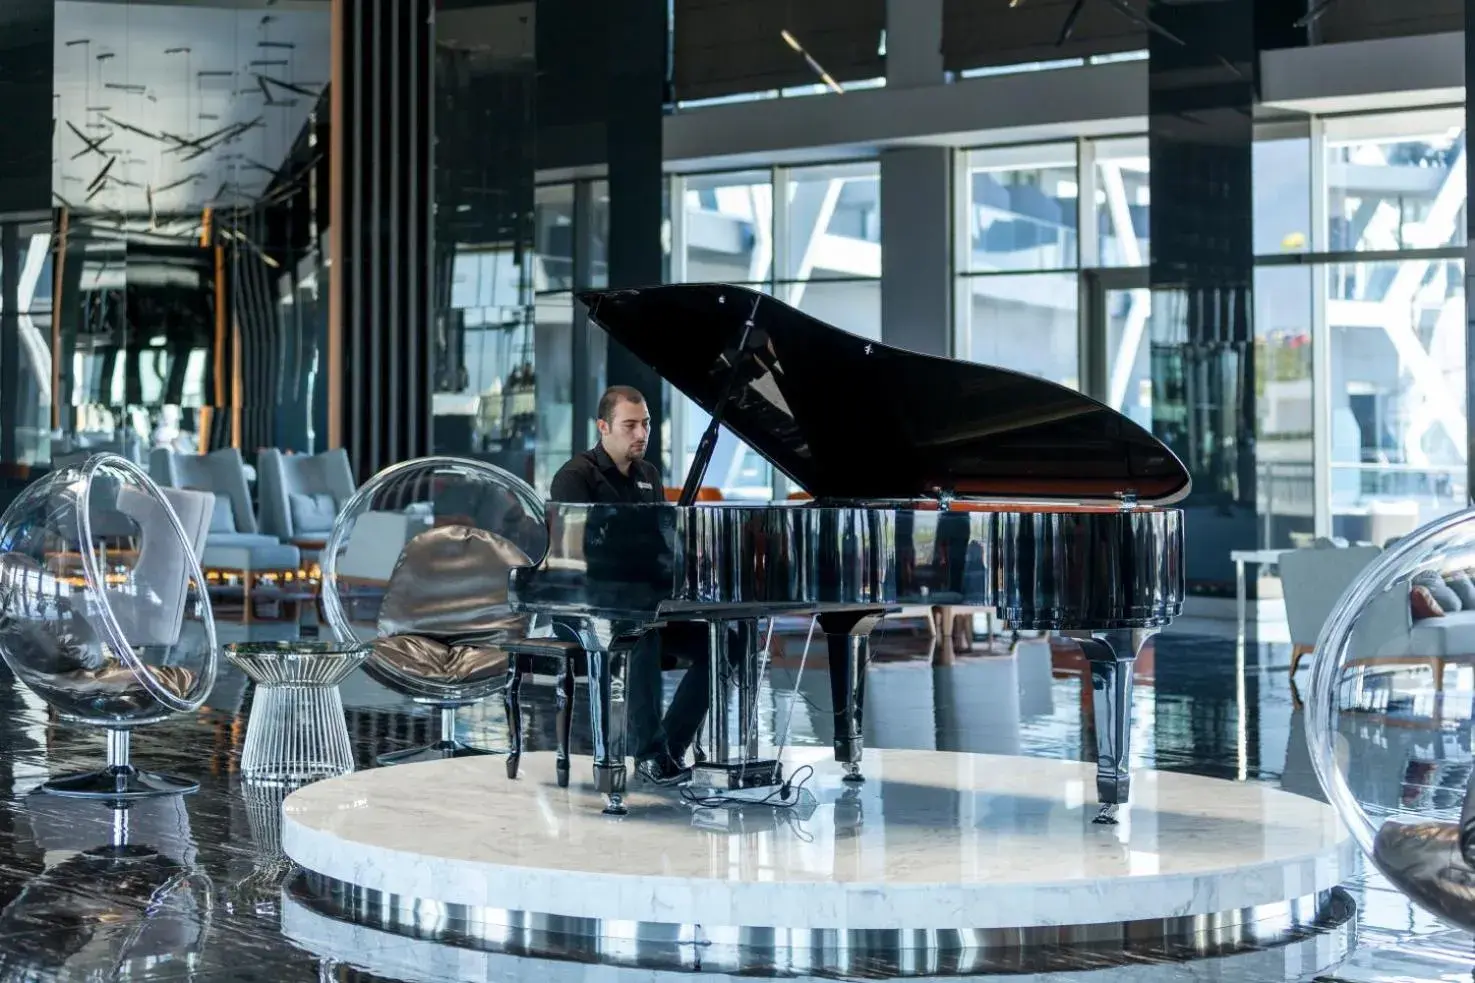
[0, 620, 1464, 980]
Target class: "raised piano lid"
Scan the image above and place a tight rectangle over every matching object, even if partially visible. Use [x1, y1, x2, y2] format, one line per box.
[579, 283, 1191, 507]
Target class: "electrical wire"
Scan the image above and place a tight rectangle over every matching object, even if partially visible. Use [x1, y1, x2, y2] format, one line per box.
[679, 764, 815, 810]
[678, 616, 820, 811]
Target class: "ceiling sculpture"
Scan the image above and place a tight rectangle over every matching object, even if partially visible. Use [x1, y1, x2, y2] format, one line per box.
[52, 1, 330, 226]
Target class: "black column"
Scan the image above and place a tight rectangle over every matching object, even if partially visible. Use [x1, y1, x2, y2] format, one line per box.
[1147, 0, 1300, 593]
[0, 1, 51, 216]
[0, 0, 51, 480]
[0, 224, 18, 467]
[330, 0, 435, 481]
[602, 0, 669, 472]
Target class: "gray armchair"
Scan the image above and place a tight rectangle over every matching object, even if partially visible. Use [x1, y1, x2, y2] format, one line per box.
[149, 448, 301, 620]
[256, 449, 355, 554]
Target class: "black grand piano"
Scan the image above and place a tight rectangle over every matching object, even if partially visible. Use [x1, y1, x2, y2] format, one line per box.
[510, 283, 1188, 816]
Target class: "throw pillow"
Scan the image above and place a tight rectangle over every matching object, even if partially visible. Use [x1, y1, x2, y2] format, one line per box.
[288, 491, 338, 536]
[1413, 569, 1462, 612]
[1411, 585, 1446, 620]
[1446, 570, 1475, 609]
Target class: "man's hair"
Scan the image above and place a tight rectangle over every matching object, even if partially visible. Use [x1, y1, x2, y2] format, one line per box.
[597, 385, 646, 423]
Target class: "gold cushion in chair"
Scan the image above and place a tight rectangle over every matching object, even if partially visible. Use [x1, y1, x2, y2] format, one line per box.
[377, 524, 529, 641]
[370, 635, 507, 685]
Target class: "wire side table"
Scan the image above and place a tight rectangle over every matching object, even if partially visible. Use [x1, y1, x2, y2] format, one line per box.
[225, 642, 368, 786]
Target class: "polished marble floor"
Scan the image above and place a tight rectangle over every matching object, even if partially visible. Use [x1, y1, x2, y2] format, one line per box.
[0, 616, 1470, 981]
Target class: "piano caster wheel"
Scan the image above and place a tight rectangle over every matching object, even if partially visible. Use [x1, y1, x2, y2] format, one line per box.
[556, 765, 570, 789]
[841, 762, 864, 783]
[602, 794, 627, 817]
[505, 754, 520, 780]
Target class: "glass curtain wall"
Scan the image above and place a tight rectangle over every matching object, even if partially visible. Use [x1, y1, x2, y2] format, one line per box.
[951, 108, 1468, 547]
[529, 177, 610, 494]
[957, 143, 1080, 389]
[1321, 109, 1467, 538]
[668, 160, 881, 500]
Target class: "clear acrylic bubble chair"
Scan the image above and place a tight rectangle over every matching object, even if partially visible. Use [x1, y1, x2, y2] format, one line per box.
[1307, 506, 1475, 931]
[319, 456, 547, 765]
[0, 453, 218, 798]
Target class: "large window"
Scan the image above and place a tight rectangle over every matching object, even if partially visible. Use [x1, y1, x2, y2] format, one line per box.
[524, 179, 612, 494]
[534, 184, 575, 292]
[1327, 257, 1466, 536]
[962, 144, 1077, 273]
[957, 144, 1081, 386]
[944, 109, 1470, 548]
[960, 273, 1079, 389]
[1253, 134, 1312, 256]
[1255, 266, 1315, 548]
[679, 170, 772, 285]
[1093, 137, 1149, 267]
[1325, 108, 1465, 252]
[670, 161, 881, 499]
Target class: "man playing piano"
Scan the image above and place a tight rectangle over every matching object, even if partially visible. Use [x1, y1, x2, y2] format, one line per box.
[549, 385, 709, 786]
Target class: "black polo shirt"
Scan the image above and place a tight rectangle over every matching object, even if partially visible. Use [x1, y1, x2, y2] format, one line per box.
[549, 443, 663, 504]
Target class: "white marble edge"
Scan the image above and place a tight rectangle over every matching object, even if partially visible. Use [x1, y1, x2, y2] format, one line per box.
[281, 751, 1352, 933]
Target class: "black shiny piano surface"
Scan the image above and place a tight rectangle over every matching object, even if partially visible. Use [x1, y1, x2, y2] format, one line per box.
[510, 282, 1188, 815]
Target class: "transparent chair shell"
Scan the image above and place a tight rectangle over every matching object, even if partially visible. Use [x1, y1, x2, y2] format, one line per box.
[0, 453, 218, 798]
[319, 456, 547, 765]
[1307, 507, 1475, 930]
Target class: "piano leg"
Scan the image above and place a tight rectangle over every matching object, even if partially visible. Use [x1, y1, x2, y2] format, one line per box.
[588, 641, 634, 816]
[555, 656, 576, 788]
[705, 620, 734, 763]
[1076, 628, 1153, 821]
[819, 611, 886, 783]
[504, 656, 525, 780]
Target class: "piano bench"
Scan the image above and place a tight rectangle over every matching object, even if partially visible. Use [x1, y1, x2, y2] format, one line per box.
[503, 637, 587, 787]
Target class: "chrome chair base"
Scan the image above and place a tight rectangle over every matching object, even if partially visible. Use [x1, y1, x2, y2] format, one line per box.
[41, 765, 198, 800]
[376, 740, 498, 767]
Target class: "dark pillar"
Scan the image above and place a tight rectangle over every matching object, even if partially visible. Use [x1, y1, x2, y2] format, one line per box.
[0, 224, 19, 468]
[0, 0, 51, 478]
[0, 1, 52, 215]
[880, 147, 952, 356]
[1147, 0, 1300, 593]
[330, 0, 435, 480]
[601, 0, 668, 474]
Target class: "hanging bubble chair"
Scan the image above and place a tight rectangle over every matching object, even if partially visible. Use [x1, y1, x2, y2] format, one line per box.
[0, 454, 218, 798]
[319, 456, 547, 764]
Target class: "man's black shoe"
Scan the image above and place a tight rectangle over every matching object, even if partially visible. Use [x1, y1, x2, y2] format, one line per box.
[636, 753, 692, 787]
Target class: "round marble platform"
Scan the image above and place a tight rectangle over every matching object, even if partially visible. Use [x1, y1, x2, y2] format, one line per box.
[281, 885, 1357, 983]
[281, 748, 1352, 951]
